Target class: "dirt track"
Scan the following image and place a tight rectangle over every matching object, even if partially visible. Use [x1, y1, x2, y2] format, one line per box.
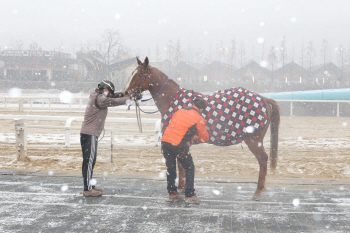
[1, 110, 350, 181]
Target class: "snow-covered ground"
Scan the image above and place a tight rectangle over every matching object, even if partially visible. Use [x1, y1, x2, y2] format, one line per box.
[1, 112, 350, 181]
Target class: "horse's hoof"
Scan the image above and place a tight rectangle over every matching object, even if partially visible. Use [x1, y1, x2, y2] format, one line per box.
[252, 194, 261, 201]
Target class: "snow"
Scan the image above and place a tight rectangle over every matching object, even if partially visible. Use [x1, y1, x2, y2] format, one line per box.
[8, 87, 22, 97]
[59, 91, 73, 104]
[292, 198, 300, 206]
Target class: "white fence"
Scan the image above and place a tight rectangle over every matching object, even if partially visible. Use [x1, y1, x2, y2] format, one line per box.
[0, 115, 161, 161]
[0, 94, 157, 112]
[2, 95, 350, 117]
[276, 99, 350, 117]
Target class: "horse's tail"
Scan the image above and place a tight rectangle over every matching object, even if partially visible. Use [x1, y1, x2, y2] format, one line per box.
[266, 98, 280, 170]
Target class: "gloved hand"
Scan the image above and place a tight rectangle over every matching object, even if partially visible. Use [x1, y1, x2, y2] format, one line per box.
[135, 93, 143, 100]
[111, 92, 124, 98]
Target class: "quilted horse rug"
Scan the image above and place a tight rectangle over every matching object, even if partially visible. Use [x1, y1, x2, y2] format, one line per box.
[161, 87, 269, 146]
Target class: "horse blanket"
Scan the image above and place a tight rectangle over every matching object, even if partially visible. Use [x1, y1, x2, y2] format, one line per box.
[161, 87, 268, 146]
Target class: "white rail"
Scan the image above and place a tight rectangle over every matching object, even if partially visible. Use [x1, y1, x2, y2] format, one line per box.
[2, 96, 350, 117]
[0, 95, 157, 112]
[7, 116, 162, 160]
[275, 99, 350, 117]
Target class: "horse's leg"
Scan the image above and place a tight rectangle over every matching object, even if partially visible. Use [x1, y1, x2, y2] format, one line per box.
[177, 159, 186, 193]
[244, 134, 268, 201]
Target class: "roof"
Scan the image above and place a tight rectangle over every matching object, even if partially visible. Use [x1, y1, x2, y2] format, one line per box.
[235, 61, 271, 77]
[312, 62, 343, 76]
[274, 61, 308, 75]
[109, 57, 136, 71]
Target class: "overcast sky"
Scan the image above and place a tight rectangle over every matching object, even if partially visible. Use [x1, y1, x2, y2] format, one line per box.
[1, 0, 349, 64]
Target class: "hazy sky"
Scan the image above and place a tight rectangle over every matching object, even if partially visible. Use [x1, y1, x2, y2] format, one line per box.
[1, 0, 349, 63]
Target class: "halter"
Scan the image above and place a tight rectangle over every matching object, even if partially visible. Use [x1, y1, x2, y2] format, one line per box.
[131, 64, 169, 114]
[131, 65, 150, 97]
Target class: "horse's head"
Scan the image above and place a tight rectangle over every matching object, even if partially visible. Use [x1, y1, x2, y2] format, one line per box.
[123, 57, 151, 97]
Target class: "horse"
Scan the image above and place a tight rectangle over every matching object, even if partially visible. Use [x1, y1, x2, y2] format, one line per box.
[123, 57, 280, 200]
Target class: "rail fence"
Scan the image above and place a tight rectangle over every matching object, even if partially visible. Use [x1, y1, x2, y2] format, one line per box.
[0, 94, 157, 112]
[0, 115, 161, 162]
[1, 95, 350, 117]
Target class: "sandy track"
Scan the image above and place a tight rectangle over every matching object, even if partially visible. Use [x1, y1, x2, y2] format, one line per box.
[1, 111, 350, 181]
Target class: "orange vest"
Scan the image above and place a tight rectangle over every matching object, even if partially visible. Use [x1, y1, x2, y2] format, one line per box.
[162, 106, 209, 147]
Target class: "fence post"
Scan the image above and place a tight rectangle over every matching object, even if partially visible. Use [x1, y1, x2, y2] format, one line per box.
[30, 98, 32, 112]
[19, 99, 24, 112]
[154, 119, 162, 147]
[290, 101, 293, 117]
[111, 131, 114, 163]
[14, 118, 27, 160]
[65, 117, 76, 147]
[337, 102, 340, 117]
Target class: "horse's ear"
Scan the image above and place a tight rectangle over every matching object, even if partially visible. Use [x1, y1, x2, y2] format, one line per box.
[136, 57, 142, 65]
[144, 57, 149, 67]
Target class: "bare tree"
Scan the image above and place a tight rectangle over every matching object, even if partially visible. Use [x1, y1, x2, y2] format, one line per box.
[194, 47, 203, 65]
[194, 47, 203, 79]
[29, 42, 39, 51]
[268, 46, 277, 84]
[320, 39, 330, 84]
[185, 42, 194, 64]
[215, 41, 226, 63]
[98, 29, 126, 66]
[299, 41, 306, 69]
[280, 36, 287, 80]
[238, 42, 246, 68]
[306, 41, 316, 72]
[336, 44, 346, 71]
[204, 43, 212, 64]
[15, 40, 24, 50]
[261, 41, 265, 61]
[154, 43, 161, 63]
[165, 40, 174, 74]
[166, 40, 174, 62]
[173, 39, 182, 65]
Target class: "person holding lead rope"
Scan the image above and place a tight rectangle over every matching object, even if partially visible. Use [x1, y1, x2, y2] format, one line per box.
[80, 80, 133, 197]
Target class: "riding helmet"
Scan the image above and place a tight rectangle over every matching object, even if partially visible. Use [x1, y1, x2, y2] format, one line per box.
[193, 98, 207, 110]
[98, 80, 115, 94]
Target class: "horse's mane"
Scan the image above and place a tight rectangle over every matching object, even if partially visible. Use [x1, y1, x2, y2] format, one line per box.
[151, 66, 180, 89]
[151, 66, 169, 79]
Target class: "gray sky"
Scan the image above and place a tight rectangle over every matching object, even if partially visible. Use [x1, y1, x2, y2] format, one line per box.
[1, 0, 349, 64]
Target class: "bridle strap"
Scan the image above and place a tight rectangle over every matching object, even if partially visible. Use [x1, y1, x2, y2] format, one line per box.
[131, 65, 170, 114]
[132, 65, 150, 97]
[141, 78, 169, 102]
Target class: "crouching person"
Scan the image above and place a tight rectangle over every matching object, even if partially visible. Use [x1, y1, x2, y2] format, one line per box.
[161, 98, 209, 204]
[81, 80, 133, 197]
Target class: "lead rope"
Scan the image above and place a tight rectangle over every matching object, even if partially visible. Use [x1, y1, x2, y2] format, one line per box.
[135, 100, 142, 133]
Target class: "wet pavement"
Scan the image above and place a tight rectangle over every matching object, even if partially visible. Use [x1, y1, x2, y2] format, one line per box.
[0, 170, 349, 233]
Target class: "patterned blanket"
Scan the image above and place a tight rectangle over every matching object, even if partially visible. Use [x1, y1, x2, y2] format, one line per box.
[161, 87, 268, 146]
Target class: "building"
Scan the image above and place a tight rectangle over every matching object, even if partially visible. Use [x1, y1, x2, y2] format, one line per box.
[312, 62, 344, 88]
[234, 61, 271, 84]
[0, 50, 72, 82]
[274, 61, 309, 85]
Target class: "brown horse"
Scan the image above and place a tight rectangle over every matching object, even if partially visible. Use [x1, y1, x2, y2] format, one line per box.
[123, 57, 280, 200]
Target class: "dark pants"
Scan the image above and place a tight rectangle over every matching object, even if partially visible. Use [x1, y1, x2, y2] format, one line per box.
[81, 133, 98, 191]
[161, 142, 195, 197]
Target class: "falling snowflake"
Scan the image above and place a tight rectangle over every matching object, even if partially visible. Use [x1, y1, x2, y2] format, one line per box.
[213, 190, 221, 195]
[292, 198, 300, 207]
